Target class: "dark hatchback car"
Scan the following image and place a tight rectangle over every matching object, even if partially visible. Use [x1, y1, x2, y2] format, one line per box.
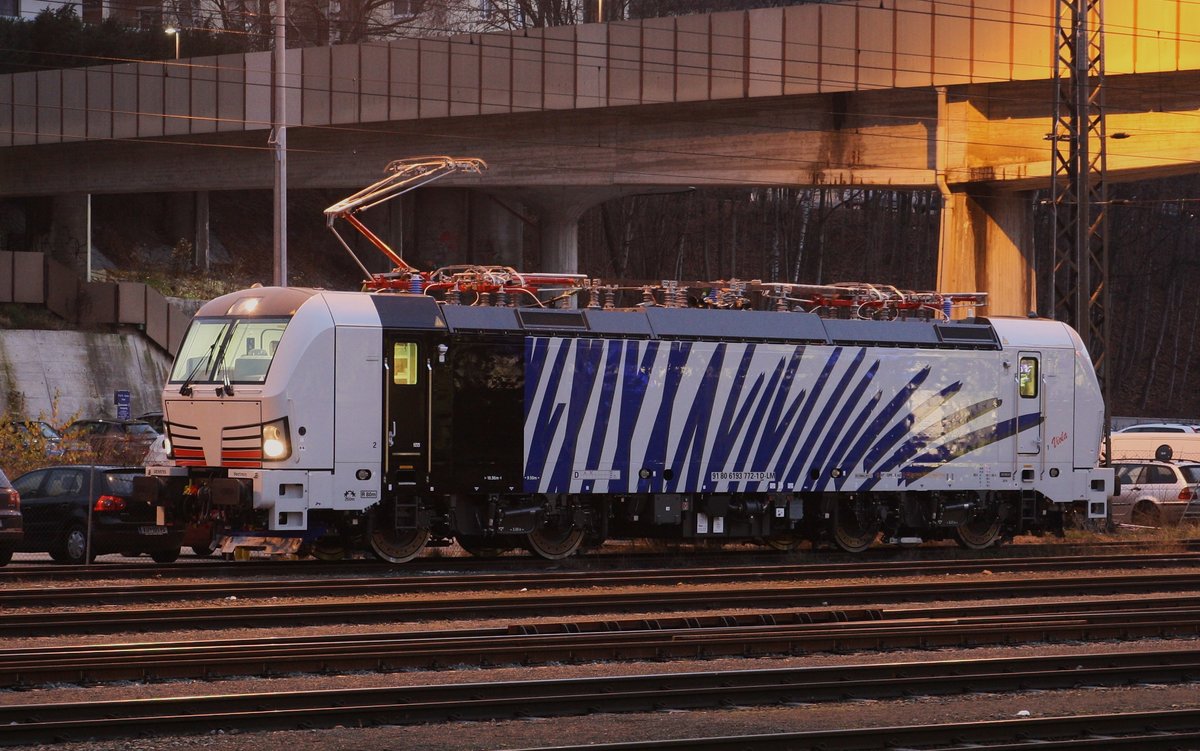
[10, 466, 182, 564]
[136, 411, 165, 434]
[0, 469, 21, 566]
[66, 419, 158, 464]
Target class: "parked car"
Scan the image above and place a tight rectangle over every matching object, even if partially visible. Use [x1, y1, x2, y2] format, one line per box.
[3, 420, 66, 458]
[143, 434, 170, 466]
[1110, 460, 1200, 526]
[65, 419, 159, 464]
[0, 469, 22, 566]
[1115, 423, 1200, 434]
[10, 465, 182, 564]
[137, 411, 164, 433]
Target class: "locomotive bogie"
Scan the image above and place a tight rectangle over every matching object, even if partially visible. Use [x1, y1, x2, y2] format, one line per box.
[143, 285, 1114, 561]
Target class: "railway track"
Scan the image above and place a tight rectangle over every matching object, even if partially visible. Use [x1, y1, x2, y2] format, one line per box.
[4, 595, 1200, 687]
[5, 551, 1200, 608]
[2, 539, 1194, 583]
[7, 569, 1200, 636]
[1, 648, 1197, 747]
[508, 710, 1200, 750]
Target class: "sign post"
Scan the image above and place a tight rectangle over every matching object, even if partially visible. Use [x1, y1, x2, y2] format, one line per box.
[114, 390, 131, 421]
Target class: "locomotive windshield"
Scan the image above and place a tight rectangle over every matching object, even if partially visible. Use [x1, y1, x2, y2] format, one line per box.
[169, 317, 289, 385]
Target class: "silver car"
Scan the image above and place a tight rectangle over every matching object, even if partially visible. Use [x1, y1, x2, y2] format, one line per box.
[1111, 461, 1200, 526]
[1115, 423, 1200, 434]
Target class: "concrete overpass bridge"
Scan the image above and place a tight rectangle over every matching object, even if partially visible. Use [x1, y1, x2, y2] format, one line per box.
[2, 0, 1199, 315]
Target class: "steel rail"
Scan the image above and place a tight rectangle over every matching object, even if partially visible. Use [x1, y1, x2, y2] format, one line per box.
[6, 570, 1200, 636]
[1, 540, 1195, 582]
[507, 710, 1200, 750]
[5, 597, 1200, 686]
[1, 650, 1199, 746]
[5, 552, 1200, 608]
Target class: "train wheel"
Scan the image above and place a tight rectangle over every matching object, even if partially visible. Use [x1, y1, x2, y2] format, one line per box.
[829, 496, 880, 553]
[368, 504, 430, 563]
[762, 534, 802, 552]
[311, 537, 346, 561]
[954, 511, 1003, 550]
[526, 524, 585, 560]
[369, 526, 430, 563]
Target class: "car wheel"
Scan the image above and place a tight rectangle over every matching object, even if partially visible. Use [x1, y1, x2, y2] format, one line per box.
[57, 524, 92, 565]
[151, 547, 181, 564]
[1131, 501, 1163, 527]
[0, 548, 11, 566]
[191, 543, 216, 558]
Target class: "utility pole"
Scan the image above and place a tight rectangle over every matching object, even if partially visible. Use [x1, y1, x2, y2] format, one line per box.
[271, 0, 288, 287]
[1050, 0, 1108, 410]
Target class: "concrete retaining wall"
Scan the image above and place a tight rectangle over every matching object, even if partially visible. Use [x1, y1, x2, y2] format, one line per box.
[0, 250, 199, 423]
[0, 329, 170, 423]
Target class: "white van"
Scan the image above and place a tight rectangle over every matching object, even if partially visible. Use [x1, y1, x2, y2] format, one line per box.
[1110, 432, 1200, 462]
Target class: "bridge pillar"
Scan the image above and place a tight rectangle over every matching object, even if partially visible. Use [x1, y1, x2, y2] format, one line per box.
[514, 188, 638, 274]
[167, 192, 211, 271]
[49, 193, 89, 271]
[936, 187, 1035, 318]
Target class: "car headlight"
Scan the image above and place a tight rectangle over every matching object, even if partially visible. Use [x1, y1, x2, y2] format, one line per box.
[262, 418, 291, 460]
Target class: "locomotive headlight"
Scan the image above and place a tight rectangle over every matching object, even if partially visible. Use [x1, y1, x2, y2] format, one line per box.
[262, 419, 291, 460]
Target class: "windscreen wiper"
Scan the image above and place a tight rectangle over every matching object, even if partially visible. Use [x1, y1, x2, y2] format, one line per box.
[178, 327, 227, 396]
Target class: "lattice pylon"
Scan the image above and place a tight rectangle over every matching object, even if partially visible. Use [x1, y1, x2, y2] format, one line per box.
[1050, 0, 1109, 404]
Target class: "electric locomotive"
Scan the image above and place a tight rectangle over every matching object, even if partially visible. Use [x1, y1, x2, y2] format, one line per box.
[137, 277, 1114, 561]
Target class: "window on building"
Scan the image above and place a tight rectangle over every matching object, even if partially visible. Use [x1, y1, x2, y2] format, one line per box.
[137, 5, 163, 29]
[176, 0, 195, 24]
[392, 0, 412, 15]
[81, 0, 103, 23]
[0, 0, 17, 19]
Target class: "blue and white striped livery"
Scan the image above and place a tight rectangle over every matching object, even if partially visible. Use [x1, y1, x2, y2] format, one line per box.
[149, 283, 1114, 563]
[524, 316, 1105, 511]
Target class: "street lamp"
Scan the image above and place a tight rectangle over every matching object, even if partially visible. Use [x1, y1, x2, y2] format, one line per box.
[165, 26, 180, 59]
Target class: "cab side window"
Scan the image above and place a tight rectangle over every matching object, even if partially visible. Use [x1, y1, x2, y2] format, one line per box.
[393, 342, 419, 386]
[1018, 357, 1038, 398]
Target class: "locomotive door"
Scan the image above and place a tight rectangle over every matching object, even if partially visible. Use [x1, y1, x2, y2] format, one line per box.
[1016, 352, 1043, 455]
[384, 337, 430, 489]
